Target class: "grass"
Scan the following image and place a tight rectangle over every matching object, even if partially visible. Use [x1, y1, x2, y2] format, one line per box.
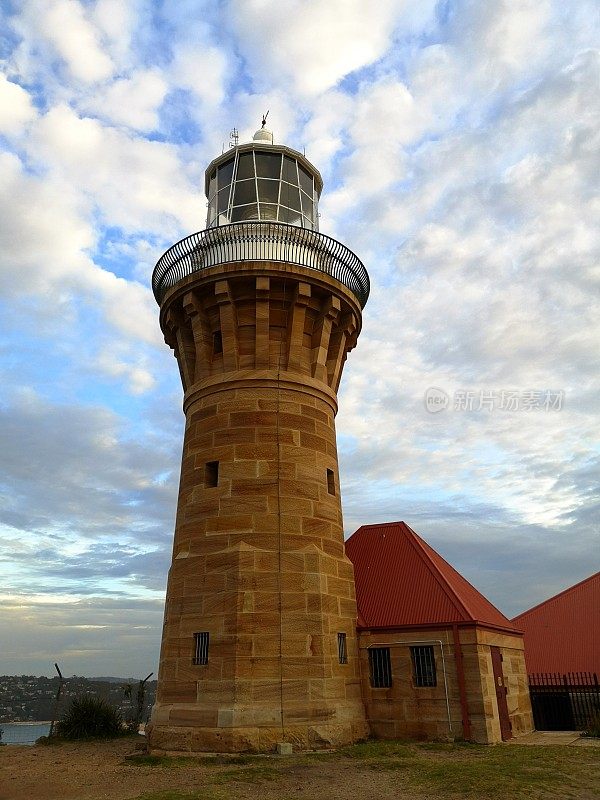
[310, 739, 599, 798]
[124, 753, 275, 769]
[120, 739, 600, 800]
[131, 792, 225, 800]
[124, 754, 207, 768]
[209, 765, 281, 784]
[310, 738, 416, 759]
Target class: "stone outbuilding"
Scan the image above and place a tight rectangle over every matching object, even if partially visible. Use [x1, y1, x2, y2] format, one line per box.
[346, 522, 534, 743]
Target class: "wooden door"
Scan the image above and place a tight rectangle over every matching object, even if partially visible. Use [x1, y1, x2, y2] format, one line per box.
[490, 646, 512, 740]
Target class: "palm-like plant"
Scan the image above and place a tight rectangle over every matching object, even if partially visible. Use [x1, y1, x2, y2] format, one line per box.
[55, 695, 123, 740]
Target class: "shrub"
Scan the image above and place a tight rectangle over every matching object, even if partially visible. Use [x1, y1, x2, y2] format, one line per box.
[55, 695, 124, 740]
[585, 712, 600, 738]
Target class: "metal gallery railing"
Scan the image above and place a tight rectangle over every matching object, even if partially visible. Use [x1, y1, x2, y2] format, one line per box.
[152, 222, 370, 307]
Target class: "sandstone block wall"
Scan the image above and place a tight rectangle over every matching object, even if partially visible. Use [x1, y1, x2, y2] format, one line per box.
[149, 263, 368, 752]
[357, 629, 463, 741]
[475, 628, 534, 741]
[358, 625, 534, 744]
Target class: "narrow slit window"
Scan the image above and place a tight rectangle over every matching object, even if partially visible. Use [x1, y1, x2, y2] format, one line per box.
[337, 632, 348, 664]
[327, 469, 335, 495]
[411, 645, 437, 687]
[368, 647, 392, 688]
[193, 632, 209, 665]
[205, 460, 219, 488]
[213, 330, 223, 355]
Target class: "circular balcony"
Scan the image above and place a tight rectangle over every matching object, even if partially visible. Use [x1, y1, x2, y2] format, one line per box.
[152, 222, 370, 308]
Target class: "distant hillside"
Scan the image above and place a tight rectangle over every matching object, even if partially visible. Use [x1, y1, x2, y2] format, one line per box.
[0, 675, 156, 723]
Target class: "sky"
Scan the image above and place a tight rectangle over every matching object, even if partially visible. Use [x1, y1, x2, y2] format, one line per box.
[0, 0, 598, 679]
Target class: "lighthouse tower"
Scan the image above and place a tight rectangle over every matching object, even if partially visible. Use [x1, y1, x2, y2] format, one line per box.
[147, 123, 370, 753]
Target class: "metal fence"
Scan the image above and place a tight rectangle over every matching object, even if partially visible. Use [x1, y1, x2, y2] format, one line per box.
[528, 672, 600, 731]
[152, 221, 370, 308]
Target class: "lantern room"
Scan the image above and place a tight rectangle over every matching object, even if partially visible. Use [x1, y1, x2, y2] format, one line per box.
[204, 128, 323, 230]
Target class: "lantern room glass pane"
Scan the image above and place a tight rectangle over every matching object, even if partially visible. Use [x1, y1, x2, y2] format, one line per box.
[280, 183, 301, 212]
[282, 156, 298, 184]
[230, 203, 258, 222]
[208, 171, 216, 200]
[300, 190, 313, 218]
[217, 187, 230, 214]
[207, 203, 216, 226]
[278, 206, 302, 225]
[259, 203, 278, 221]
[217, 158, 234, 190]
[299, 165, 313, 196]
[236, 152, 255, 181]
[255, 152, 281, 179]
[233, 179, 256, 206]
[257, 178, 280, 204]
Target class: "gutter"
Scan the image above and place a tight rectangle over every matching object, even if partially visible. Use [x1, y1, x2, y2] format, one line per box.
[452, 624, 472, 740]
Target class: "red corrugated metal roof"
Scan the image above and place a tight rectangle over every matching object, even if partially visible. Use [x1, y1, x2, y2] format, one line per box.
[345, 521, 517, 632]
[512, 571, 600, 674]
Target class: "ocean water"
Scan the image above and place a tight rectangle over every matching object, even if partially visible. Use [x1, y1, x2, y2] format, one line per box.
[1, 722, 51, 745]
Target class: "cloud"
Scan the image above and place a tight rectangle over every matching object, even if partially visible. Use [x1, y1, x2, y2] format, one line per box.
[18, 0, 115, 84]
[27, 105, 203, 234]
[170, 45, 229, 108]
[94, 347, 156, 395]
[0, 150, 94, 292]
[0, 595, 163, 676]
[83, 70, 169, 131]
[327, 14, 599, 545]
[91, 0, 136, 71]
[0, 74, 37, 135]
[0, 147, 161, 353]
[0, 390, 178, 545]
[228, 0, 437, 96]
[0, 0, 598, 677]
[447, 0, 553, 82]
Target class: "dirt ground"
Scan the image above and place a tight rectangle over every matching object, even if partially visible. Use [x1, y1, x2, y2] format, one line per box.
[1, 736, 599, 800]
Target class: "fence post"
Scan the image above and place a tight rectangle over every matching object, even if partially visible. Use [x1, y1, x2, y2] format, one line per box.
[48, 663, 64, 738]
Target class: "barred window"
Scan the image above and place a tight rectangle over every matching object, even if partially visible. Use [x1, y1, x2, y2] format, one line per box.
[368, 647, 392, 688]
[193, 632, 209, 665]
[411, 645, 437, 687]
[337, 632, 347, 664]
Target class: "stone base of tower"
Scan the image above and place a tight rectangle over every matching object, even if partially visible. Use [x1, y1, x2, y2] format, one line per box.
[146, 705, 369, 753]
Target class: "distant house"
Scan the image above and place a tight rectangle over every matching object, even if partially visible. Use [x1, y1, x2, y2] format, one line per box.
[346, 521, 534, 743]
[512, 571, 600, 675]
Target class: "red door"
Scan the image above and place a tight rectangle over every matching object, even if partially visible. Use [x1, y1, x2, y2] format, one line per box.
[490, 646, 512, 741]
